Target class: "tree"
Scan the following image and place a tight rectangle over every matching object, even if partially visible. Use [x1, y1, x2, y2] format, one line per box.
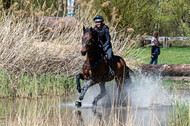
[157, 0, 190, 36]
[88, 0, 160, 35]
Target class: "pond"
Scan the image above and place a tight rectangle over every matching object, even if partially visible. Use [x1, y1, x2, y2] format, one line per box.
[0, 76, 189, 126]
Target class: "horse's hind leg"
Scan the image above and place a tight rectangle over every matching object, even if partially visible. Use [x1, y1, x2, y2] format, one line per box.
[115, 76, 125, 105]
[92, 82, 106, 106]
[115, 76, 125, 93]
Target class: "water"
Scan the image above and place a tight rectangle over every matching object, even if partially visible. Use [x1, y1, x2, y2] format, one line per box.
[0, 75, 189, 126]
[128, 75, 172, 107]
[64, 75, 190, 126]
[70, 105, 172, 126]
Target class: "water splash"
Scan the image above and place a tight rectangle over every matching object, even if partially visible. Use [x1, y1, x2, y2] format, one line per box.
[127, 74, 172, 107]
[76, 74, 174, 108]
[81, 80, 117, 107]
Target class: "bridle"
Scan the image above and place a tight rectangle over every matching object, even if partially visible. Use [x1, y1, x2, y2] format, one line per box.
[81, 30, 101, 55]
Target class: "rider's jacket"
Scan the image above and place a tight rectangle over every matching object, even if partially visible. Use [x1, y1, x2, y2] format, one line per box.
[94, 23, 112, 49]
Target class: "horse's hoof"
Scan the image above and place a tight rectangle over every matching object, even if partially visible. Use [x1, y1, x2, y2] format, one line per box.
[75, 101, 82, 108]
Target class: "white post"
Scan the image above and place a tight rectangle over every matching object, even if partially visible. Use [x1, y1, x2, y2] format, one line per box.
[164, 37, 167, 49]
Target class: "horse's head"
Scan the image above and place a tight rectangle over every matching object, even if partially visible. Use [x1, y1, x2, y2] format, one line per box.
[81, 26, 98, 56]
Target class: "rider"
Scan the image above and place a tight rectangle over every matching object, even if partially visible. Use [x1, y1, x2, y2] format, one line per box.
[93, 15, 115, 77]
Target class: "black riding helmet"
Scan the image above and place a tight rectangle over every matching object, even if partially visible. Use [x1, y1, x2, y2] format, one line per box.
[94, 15, 104, 22]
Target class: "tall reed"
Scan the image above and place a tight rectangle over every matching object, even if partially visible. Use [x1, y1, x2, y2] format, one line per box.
[0, 0, 142, 98]
[0, 95, 166, 126]
[169, 100, 189, 126]
[0, 71, 76, 98]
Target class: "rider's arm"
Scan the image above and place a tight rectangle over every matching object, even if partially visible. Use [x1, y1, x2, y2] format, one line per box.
[157, 40, 161, 46]
[153, 40, 158, 46]
[103, 28, 111, 48]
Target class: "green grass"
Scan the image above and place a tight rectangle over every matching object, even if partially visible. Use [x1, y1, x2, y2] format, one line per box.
[0, 71, 76, 98]
[169, 101, 189, 126]
[162, 78, 190, 89]
[139, 46, 190, 64]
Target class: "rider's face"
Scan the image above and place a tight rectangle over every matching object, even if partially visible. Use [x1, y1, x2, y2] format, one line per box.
[95, 22, 102, 28]
[154, 33, 158, 38]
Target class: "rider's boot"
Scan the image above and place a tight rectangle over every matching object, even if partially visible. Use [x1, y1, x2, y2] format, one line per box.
[108, 59, 115, 77]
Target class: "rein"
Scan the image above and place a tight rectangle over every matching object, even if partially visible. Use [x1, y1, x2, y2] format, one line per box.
[86, 38, 102, 53]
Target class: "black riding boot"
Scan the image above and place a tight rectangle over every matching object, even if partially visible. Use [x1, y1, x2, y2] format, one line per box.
[108, 59, 115, 77]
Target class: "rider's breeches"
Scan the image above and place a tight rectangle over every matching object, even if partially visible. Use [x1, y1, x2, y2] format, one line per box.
[106, 47, 113, 60]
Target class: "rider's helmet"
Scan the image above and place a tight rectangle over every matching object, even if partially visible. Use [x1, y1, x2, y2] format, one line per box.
[93, 15, 104, 22]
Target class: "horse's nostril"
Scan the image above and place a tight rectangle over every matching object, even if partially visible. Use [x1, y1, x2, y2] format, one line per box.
[81, 51, 86, 56]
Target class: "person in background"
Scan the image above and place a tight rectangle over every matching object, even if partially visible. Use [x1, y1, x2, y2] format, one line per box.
[93, 15, 115, 77]
[67, 0, 75, 16]
[150, 31, 160, 65]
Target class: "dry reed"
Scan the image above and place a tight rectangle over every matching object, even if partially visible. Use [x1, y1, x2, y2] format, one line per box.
[0, 96, 165, 126]
[0, 0, 142, 77]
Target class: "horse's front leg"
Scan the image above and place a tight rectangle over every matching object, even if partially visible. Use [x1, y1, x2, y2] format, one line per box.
[75, 80, 96, 108]
[76, 73, 83, 93]
[79, 80, 96, 101]
[76, 73, 89, 93]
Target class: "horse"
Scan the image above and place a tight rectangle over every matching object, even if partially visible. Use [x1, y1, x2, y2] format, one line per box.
[75, 27, 133, 107]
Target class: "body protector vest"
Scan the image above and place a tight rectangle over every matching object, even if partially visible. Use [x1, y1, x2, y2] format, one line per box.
[94, 24, 111, 48]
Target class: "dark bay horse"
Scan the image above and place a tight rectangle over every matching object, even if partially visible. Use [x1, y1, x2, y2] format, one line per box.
[75, 27, 133, 107]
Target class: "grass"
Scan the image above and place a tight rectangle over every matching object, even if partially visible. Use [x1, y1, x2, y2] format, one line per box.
[0, 71, 76, 98]
[161, 78, 189, 126]
[169, 100, 189, 126]
[138, 46, 190, 64]
[162, 78, 190, 89]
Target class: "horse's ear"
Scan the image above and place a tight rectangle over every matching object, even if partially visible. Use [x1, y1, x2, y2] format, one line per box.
[90, 27, 93, 32]
[83, 26, 85, 34]
[90, 27, 96, 34]
[91, 27, 97, 36]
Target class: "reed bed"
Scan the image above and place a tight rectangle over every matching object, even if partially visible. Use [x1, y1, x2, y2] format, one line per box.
[0, 0, 142, 98]
[169, 100, 189, 126]
[1, 96, 188, 126]
[0, 97, 160, 126]
[0, 71, 76, 98]
[0, 0, 141, 76]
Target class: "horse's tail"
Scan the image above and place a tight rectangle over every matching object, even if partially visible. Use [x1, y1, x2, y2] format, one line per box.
[125, 65, 134, 77]
[124, 65, 134, 86]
